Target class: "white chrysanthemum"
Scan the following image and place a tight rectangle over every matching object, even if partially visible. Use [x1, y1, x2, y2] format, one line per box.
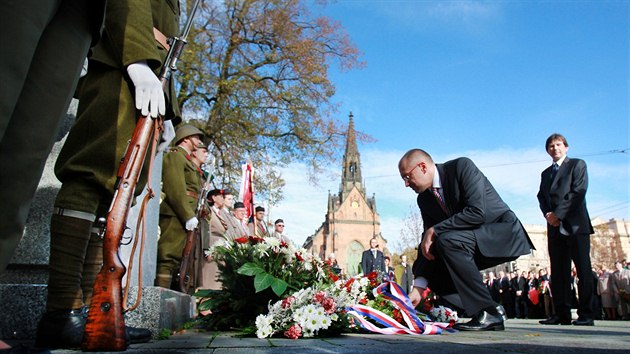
[303, 261, 313, 271]
[255, 314, 274, 338]
[264, 236, 281, 248]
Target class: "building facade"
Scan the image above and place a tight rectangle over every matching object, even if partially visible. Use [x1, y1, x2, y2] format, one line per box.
[303, 113, 387, 277]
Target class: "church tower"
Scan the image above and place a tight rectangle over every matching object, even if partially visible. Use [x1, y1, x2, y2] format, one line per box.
[303, 113, 387, 277]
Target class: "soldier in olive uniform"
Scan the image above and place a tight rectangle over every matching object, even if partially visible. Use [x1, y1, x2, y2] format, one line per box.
[156, 125, 204, 288]
[0, 1, 105, 275]
[37, 1, 180, 349]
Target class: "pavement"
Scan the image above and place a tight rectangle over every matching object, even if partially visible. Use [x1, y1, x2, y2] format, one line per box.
[2, 319, 630, 354]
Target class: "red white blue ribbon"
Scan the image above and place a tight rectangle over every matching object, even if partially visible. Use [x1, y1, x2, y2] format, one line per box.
[347, 282, 452, 335]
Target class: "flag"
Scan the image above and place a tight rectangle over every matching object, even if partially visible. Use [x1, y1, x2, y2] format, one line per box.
[239, 161, 254, 222]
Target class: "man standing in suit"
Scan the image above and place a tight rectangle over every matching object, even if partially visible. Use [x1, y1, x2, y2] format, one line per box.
[396, 255, 414, 294]
[398, 149, 534, 331]
[537, 133, 595, 326]
[361, 238, 385, 275]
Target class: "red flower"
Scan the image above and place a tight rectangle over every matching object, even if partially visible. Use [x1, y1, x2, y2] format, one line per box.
[344, 277, 355, 292]
[281, 296, 295, 309]
[313, 291, 326, 303]
[392, 308, 403, 323]
[248, 236, 264, 244]
[359, 297, 368, 305]
[280, 240, 288, 248]
[234, 236, 249, 244]
[322, 297, 336, 314]
[295, 252, 304, 262]
[366, 271, 379, 280]
[284, 324, 302, 339]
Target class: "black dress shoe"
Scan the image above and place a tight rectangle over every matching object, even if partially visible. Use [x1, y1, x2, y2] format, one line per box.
[35, 307, 88, 349]
[496, 304, 507, 321]
[539, 315, 572, 325]
[126, 326, 152, 344]
[453, 310, 505, 331]
[572, 318, 594, 326]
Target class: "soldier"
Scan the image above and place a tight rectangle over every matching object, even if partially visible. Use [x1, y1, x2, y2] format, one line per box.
[36, 1, 180, 349]
[156, 125, 204, 288]
[0, 1, 104, 274]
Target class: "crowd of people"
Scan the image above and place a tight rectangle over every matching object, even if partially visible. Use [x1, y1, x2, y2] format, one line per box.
[155, 126, 292, 292]
[481, 260, 630, 321]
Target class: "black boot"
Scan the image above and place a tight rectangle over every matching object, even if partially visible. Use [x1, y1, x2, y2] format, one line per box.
[35, 307, 88, 349]
[126, 326, 152, 344]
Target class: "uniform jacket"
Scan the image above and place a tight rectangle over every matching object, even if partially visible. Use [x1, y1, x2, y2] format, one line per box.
[160, 146, 201, 223]
[89, 0, 181, 121]
[537, 157, 594, 235]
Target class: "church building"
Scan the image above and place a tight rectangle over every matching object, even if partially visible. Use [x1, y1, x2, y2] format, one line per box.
[303, 113, 388, 277]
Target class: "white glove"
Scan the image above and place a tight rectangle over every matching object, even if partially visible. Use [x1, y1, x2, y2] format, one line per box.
[126, 61, 165, 118]
[157, 120, 175, 153]
[80, 58, 89, 77]
[185, 216, 199, 231]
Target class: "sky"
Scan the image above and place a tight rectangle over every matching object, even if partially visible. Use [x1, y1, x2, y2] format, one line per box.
[265, 1, 629, 250]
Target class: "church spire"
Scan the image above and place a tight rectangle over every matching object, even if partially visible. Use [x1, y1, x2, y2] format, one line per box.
[340, 112, 363, 197]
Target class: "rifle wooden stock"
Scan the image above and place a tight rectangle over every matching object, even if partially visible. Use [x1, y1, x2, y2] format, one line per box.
[178, 228, 197, 293]
[82, 116, 156, 351]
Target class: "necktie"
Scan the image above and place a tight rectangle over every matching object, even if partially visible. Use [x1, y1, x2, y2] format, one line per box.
[431, 187, 449, 215]
[372, 250, 377, 258]
[550, 163, 559, 181]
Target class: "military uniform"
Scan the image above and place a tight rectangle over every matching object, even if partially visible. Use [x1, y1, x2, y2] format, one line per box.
[36, 0, 177, 348]
[0, 0, 104, 274]
[156, 145, 202, 287]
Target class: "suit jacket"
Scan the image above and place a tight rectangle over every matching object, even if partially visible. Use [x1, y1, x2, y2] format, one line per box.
[537, 157, 594, 235]
[396, 263, 414, 294]
[486, 278, 501, 302]
[361, 249, 385, 275]
[413, 158, 534, 279]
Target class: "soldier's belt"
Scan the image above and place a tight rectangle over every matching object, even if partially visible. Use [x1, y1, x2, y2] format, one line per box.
[53, 207, 96, 222]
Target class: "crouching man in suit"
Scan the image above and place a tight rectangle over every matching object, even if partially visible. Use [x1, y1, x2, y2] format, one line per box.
[398, 148, 534, 331]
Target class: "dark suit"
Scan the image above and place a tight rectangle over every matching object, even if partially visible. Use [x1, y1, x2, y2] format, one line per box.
[361, 249, 385, 275]
[397, 263, 414, 294]
[486, 278, 501, 303]
[513, 276, 529, 318]
[413, 157, 534, 316]
[537, 157, 594, 321]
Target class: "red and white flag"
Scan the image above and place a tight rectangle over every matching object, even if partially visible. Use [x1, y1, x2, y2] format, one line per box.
[239, 162, 254, 221]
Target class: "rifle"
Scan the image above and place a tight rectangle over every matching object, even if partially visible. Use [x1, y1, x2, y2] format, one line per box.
[177, 154, 215, 293]
[82, 0, 203, 351]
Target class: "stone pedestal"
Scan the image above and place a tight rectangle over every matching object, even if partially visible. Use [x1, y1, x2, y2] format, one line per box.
[0, 100, 195, 340]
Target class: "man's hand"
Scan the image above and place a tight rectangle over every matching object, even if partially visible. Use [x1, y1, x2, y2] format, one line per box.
[408, 286, 426, 308]
[545, 212, 561, 227]
[185, 216, 198, 231]
[127, 61, 165, 118]
[420, 227, 436, 261]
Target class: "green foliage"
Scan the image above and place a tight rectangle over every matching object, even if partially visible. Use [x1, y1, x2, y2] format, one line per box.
[177, 0, 369, 201]
[195, 236, 334, 331]
[157, 328, 171, 340]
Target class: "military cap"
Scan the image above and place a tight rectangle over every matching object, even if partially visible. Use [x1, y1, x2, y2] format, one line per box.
[174, 124, 204, 144]
[208, 189, 224, 197]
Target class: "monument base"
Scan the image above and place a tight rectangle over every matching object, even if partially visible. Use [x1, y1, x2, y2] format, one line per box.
[0, 284, 196, 340]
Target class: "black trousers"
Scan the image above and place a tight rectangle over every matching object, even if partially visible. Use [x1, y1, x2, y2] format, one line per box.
[423, 229, 515, 316]
[547, 231, 594, 320]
